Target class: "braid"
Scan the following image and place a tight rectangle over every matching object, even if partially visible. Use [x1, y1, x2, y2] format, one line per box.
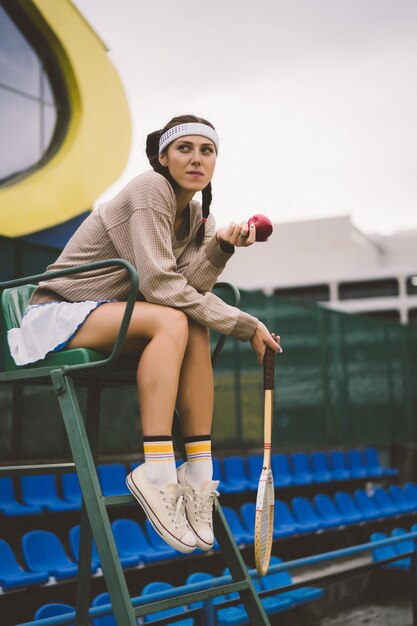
[195, 183, 212, 245]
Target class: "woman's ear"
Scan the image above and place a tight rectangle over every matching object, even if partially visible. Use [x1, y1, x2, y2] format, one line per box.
[158, 154, 168, 167]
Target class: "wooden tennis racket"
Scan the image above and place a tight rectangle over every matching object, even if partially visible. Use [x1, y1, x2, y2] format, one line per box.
[255, 345, 277, 576]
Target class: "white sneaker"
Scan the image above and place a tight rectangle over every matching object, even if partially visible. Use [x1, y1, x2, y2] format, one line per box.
[126, 464, 197, 554]
[177, 462, 219, 551]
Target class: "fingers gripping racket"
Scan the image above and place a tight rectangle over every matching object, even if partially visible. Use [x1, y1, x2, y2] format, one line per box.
[255, 345, 277, 576]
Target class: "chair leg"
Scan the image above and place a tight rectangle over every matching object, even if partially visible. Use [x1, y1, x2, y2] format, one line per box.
[51, 370, 137, 626]
[75, 383, 101, 626]
[213, 499, 270, 625]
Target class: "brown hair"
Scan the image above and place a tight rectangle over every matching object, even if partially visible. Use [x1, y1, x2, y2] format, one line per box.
[146, 115, 215, 246]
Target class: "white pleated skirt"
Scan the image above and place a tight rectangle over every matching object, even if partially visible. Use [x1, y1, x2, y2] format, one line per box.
[7, 301, 109, 366]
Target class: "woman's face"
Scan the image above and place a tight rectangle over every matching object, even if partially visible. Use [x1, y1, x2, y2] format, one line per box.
[159, 135, 217, 192]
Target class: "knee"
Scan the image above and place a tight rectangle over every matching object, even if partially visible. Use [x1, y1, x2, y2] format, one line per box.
[159, 307, 189, 343]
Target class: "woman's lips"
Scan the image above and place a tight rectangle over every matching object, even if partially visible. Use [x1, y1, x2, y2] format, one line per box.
[187, 171, 204, 177]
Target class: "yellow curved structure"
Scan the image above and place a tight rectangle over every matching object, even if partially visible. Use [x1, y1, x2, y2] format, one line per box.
[0, 0, 131, 237]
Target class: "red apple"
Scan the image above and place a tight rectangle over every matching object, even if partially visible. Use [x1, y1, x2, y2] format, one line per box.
[248, 214, 273, 241]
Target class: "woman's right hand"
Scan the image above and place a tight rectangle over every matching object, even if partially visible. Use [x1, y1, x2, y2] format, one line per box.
[250, 322, 282, 365]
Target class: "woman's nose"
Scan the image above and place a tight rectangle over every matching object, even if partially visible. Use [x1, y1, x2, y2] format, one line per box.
[190, 150, 201, 164]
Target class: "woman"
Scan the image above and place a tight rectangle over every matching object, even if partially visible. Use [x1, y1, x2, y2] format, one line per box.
[8, 114, 281, 553]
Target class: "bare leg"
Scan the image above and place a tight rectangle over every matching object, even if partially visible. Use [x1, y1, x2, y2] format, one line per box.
[176, 319, 214, 437]
[67, 301, 189, 435]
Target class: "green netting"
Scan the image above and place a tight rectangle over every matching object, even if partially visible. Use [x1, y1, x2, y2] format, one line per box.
[211, 291, 417, 450]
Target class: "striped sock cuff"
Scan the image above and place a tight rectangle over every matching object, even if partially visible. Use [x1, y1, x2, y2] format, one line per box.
[143, 437, 175, 463]
[184, 436, 212, 463]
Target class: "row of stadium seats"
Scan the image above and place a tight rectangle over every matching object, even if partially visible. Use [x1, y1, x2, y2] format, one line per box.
[2, 483, 417, 591]
[371, 526, 417, 571]
[31, 556, 324, 625]
[0, 447, 398, 516]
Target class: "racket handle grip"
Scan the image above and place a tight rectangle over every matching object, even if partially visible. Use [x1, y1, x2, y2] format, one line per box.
[263, 346, 276, 390]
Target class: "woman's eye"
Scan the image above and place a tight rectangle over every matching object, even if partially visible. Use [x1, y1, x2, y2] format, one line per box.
[178, 144, 190, 152]
[202, 146, 214, 154]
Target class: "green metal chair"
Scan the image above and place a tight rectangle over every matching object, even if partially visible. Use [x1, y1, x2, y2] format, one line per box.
[0, 259, 270, 626]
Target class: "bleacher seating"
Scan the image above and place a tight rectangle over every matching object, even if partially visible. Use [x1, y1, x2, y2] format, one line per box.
[144, 519, 180, 558]
[388, 485, 416, 514]
[141, 581, 194, 624]
[334, 491, 364, 524]
[372, 487, 401, 517]
[364, 447, 399, 477]
[311, 451, 333, 483]
[61, 473, 83, 508]
[221, 506, 253, 546]
[370, 531, 411, 570]
[34, 603, 75, 625]
[329, 451, 352, 481]
[21, 530, 84, 580]
[0, 477, 42, 516]
[291, 453, 315, 485]
[68, 525, 101, 570]
[112, 518, 168, 564]
[354, 489, 384, 521]
[346, 449, 368, 479]
[221, 457, 251, 493]
[0, 538, 49, 590]
[313, 494, 346, 527]
[20, 474, 80, 512]
[291, 496, 325, 532]
[261, 556, 324, 605]
[97, 464, 131, 497]
[271, 453, 293, 487]
[91, 592, 117, 626]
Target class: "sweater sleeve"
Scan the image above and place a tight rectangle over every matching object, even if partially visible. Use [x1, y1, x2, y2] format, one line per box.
[117, 176, 258, 341]
[176, 213, 234, 293]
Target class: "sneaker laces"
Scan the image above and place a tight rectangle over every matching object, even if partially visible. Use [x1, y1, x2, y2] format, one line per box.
[162, 486, 189, 532]
[188, 487, 219, 524]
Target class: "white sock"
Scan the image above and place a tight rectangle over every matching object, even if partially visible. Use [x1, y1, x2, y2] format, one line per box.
[184, 436, 213, 489]
[142, 437, 177, 487]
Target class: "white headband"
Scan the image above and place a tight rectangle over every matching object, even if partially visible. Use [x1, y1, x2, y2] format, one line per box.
[159, 123, 219, 155]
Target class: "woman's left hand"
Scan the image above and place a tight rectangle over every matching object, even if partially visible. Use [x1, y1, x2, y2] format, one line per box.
[216, 221, 256, 248]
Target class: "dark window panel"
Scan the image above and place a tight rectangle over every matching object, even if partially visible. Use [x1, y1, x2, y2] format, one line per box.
[273, 283, 330, 302]
[408, 309, 417, 326]
[406, 275, 417, 296]
[338, 278, 399, 300]
[357, 310, 401, 322]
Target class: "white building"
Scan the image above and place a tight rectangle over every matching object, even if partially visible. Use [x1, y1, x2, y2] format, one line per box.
[220, 215, 417, 325]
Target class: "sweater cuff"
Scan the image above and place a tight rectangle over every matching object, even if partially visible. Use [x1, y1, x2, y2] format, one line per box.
[231, 311, 259, 342]
[204, 235, 234, 269]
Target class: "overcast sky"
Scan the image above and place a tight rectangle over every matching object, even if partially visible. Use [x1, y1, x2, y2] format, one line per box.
[74, 0, 417, 236]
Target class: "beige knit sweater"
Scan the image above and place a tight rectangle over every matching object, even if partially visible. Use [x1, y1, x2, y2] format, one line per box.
[30, 171, 258, 341]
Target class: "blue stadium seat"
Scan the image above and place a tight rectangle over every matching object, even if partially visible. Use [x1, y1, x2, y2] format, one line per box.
[404, 483, 417, 507]
[222, 506, 253, 546]
[291, 497, 325, 532]
[391, 528, 416, 559]
[271, 454, 293, 487]
[346, 449, 368, 479]
[35, 603, 75, 624]
[92, 592, 117, 626]
[0, 538, 49, 590]
[20, 474, 80, 512]
[186, 571, 226, 607]
[61, 473, 83, 507]
[22, 530, 83, 580]
[274, 500, 301, 536]
[141, 581, 193, 624]
[354, 489, 384, 521]
[313, 494, 346, 527]
[222, 457, 251, 493]
[246, 455, 264, 491]
[372, 488, 401, 517]
[144, 519, 180, 559]
[371, 532, 410, 570]
[334, 491, 364, 524]
[212, 457, 223, 482]
[310, 451, 333, 483]
[68, 525, 100, 571]
[364, 447, 398, 477]
[112, 518, 167, 564]
[290, 453, 314, 485]
[0, 477, 43, 516]
[329, 451, 351, 481]
[388, 485, 416, 513]
[223, 566, 294, 616]
[261, 556, 324, 605]
[97, 464, 130, 496]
